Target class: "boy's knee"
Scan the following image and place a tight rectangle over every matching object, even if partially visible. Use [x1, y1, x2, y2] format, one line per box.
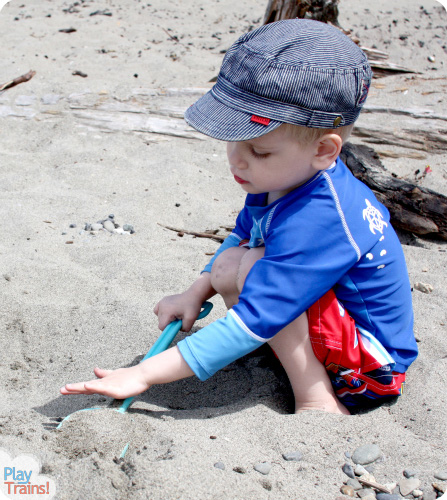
[236, 247, 265, 292]
[210, 247, 247, 296]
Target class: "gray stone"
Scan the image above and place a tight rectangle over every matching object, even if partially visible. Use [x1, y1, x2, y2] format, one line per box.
[422, 491, 437, 500]
[355, 464, 369, 476]
[253, 462, 271, 475]
[403, 469, 417, 478]
[91, 223, 103, 231]
[123, 224, 134, 233]
[346, 478, 362, 490]
[213, 461, 225, 470]
[103, 220, 115, 232]
[434, 472, 447, 481]
[108, 214, 115, 219]
[282, 450, 303, 462]
[69, 223, 77, 228]
[342, 463, 356, 479]
[352, 444, 382, 465]
[376, 494, 401, 500]
[399, 477, 421, 496]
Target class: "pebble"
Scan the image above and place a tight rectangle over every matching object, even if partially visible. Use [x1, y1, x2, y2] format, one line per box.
[435, 472, 447, 481]
[399, 477, 421, 496]
[342, 463, 356, 479]
[359, 472, 376, 483]
[213, 462, 225, 470]
[91, 223, 103, 231]
[69, 223, 77, 228]
[412, 489, 423, 498]
[340, 485, 355, 496]
[413, 282, 434, 293]
[103, 220, 115, 232]
[403, 469, 417, 478]
[253, 462, 272, 475]
[123, 224, 135, 233]
[352, 444, 382, 465]
[376, 494, 401, 500]
[282, 450, 303, 462]
[355, 465, 369, 476]
[428, 55, 436, 62]
[433, 482, 447, 493]
[346, 478, 362, 490]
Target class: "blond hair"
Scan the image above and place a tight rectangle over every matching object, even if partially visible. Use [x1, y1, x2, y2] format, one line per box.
[281, 122, 354, 145]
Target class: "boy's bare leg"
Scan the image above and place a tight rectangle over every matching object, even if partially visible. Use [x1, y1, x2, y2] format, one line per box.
[211, 246, 349, 414]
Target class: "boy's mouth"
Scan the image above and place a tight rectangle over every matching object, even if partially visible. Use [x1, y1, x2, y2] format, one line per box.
[234, 175, 248, 184]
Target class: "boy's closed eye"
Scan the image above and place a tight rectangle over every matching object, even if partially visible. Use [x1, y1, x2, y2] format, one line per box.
[249, 147, 270, 159]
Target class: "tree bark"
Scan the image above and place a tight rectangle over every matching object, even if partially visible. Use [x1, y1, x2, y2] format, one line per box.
[340, 143, 447, 240]
[263, 0, 340, 25]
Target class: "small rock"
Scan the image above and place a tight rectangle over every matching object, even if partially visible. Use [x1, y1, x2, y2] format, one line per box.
[428, 55, 436, 63]
[342, 463, 356, 479]
[404, 469, 418, 478]
[376, 494, 401, 500]
[84, 223, 92, 231]
[434, 472, 447, 481]
[214, 462, 225, 470]
[345, 451, 352, 459]
[108, 214, 115, 219]
[399, 477, 421, 496]
[412, 489, 423, 498]
[433, 482, 447, 493]
[355, 465, 369, 476]
[413, 282, 434, 294]
[346, 478, 362, 490]
[69, 223, 77, 228]
[384, 483, 397, 492]
[352, 444, 382, 465]
[357, 488, 376, 498]
[3, 274, 11, 281]
[282, 450, 303, 462]
[123, 224, 134, 233]
[254, 462, 271, 475]
[103, 220, 115, 232]
[359, 473, 376, 483]
[233, 466, 246, 474]
[91, 223, 103, 231]
[340, 484, 355, 496]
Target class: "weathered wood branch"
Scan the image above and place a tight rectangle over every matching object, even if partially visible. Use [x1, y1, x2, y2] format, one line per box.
[340, 143, 447, 240]
[158, 224, 227, 242]
[0, 70, 36, 92]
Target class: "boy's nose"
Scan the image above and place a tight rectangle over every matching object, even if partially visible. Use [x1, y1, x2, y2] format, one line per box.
[227, 143, 248, 169]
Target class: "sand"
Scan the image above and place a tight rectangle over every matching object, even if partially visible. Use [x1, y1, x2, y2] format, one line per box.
[0, 0, 446, 498]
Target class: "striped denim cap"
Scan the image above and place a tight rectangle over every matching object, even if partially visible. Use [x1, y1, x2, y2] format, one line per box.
[185, 19, 372, 141]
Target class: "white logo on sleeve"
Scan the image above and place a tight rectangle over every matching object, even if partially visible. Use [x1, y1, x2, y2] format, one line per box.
[362, 199, 388, 235]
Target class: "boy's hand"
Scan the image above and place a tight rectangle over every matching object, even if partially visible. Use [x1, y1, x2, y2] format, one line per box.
[154, 292, 203, 332]
[60, 365, 150, 399]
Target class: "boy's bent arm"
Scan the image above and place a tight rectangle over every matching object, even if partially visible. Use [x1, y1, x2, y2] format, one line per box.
[60, 346, 194, 399]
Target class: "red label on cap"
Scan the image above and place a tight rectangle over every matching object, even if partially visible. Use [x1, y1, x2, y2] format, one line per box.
[251, 115, 271, 126]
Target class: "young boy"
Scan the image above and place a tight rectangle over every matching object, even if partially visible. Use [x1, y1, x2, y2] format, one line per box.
[61, 19, 417, 414]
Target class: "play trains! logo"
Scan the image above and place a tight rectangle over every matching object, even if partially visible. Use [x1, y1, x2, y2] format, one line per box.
[0, 449, 56, 500]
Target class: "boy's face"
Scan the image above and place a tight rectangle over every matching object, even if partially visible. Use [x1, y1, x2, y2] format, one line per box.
[226, 125, 321, 201]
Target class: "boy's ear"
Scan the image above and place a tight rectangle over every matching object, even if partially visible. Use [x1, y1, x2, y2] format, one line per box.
[311, 134, 343, 170]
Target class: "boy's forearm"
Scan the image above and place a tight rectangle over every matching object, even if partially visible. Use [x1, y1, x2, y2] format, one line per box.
[140, 346, 194, 385]
[185, 272, 216, 302]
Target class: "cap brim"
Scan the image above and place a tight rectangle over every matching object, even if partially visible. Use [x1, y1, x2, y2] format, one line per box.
[184, 89, 283, 142]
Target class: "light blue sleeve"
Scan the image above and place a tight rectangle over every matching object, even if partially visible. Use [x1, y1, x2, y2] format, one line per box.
[202, 233, 242, 274]
[177, 310, 265, 381]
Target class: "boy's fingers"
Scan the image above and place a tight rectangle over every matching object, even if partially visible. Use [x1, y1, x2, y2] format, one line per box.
[60, 382, 95, 395]
[93, 367, 112, 378]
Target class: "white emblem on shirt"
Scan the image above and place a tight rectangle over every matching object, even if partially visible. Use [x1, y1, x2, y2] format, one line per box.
[363, 199, 388, 235]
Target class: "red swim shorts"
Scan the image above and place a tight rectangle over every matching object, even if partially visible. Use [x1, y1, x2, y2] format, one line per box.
[307, 289, 406, 411]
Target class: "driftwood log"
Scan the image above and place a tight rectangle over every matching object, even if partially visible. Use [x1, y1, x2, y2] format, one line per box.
[340, 143, 447, 240]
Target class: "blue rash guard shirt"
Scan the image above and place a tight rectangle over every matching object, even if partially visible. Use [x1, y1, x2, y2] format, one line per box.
[177, 157, 417, 381]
